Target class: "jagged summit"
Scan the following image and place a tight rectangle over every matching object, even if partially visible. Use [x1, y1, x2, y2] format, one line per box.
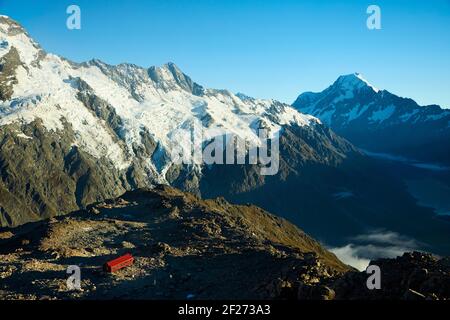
[84, 59, 203, 95]
[159, 61, 182, 72]
[0, 15, 42, 66]
[235, 92, 255, 101]
[0, 15, 12, 22]
[148, 61, 204, 95]
[0, 15, 27, 35]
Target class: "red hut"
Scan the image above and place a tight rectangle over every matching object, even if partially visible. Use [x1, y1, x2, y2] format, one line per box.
[103, 253, 134, 273]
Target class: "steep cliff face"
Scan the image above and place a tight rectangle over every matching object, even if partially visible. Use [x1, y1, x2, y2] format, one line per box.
[0, 120, 132, 226]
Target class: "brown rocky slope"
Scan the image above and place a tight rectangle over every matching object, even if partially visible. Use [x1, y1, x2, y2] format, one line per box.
[0, 186, 448, 300]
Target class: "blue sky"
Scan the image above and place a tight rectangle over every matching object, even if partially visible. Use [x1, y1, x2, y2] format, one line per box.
[1, 0, 450, 107]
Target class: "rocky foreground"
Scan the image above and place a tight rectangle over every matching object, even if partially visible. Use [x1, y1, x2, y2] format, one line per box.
[0, 186, 449, 300]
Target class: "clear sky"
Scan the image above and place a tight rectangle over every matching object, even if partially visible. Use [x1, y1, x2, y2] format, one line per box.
[1, 0, 449, 107]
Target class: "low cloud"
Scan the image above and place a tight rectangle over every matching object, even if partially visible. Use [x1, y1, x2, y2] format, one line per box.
[329, 230, 420, 271]
[330, 245, 371, 271]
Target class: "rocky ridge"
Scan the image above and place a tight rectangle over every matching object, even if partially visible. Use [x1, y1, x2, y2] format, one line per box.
[0, 186, 448, 300]
[0, 186, 347, 299]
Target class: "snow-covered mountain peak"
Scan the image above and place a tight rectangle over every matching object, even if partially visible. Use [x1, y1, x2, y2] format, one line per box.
[0, 15, 14, 26]
[334, 73, 379, 93]
[235, 92, 254, 101]
[0, 16, 41, 64]
[292, 72, 450, 164]
[0, 15, 27, 38]
[147, 62, 204, 95]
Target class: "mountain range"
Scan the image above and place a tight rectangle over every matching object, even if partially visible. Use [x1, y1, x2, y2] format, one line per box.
[1, 15, 450, 264]
[0, 15, 356, 227]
